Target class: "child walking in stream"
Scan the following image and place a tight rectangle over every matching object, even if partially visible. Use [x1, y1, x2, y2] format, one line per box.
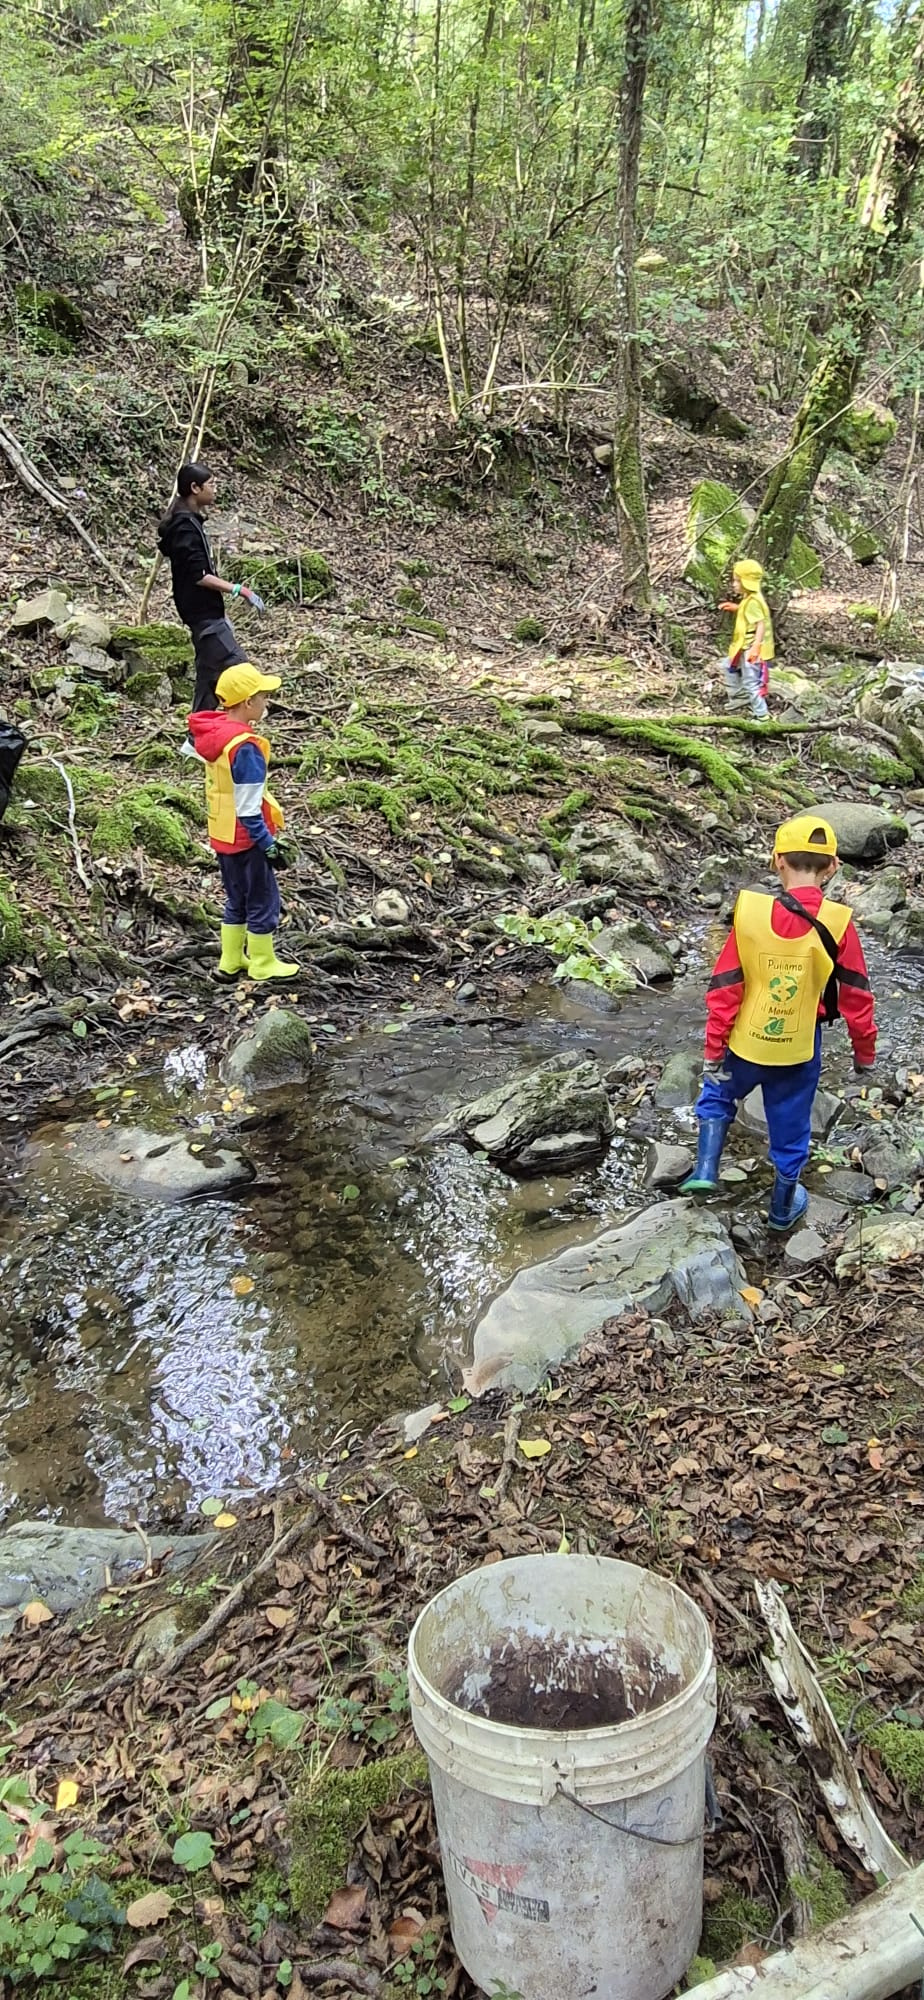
[720, 558, 774, 721]
[682, 813, 877, 1231]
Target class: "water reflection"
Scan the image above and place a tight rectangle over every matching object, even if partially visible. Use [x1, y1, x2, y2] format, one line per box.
[2, 936, 913, 1527]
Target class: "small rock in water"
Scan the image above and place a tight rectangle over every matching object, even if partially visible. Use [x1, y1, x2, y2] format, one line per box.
[224, 1008, 315, 1087]
[646, 1141, 695, 1189]
[445, 1051, 615, 1175]
[373, 888, 411, 926]
[823, 1167, 876, 1206]
[861, 1137, 924, 1192]
[654, 1050, 702, 1111]
[741, 1086, 840, 1142]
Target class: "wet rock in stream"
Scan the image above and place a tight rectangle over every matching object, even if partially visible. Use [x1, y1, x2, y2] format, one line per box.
[466, 1198, 749, 1394]
[435, 1050, 615, 1175]
[58, 1123, 255, 1202]
[223, 1007, 315, 1087]
[0, 1522, 208, 1638]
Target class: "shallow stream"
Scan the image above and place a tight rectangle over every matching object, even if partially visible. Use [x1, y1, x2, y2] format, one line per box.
[1, 938, 920, 1529]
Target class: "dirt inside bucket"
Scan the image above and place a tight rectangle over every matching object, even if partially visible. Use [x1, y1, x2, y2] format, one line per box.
[445, 1634, 682, 1731]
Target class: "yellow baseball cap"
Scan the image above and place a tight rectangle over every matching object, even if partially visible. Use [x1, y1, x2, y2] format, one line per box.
[215, 663, 281, 706]
[774, 813, 838, 858]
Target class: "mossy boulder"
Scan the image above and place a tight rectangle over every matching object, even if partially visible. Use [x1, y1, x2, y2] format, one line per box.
[90, 784, 200, 863]
[223, 1009, 315, 1088]
[224, 551, 333, 606]
[683, 480, 748, 597]
[402, 614, 448, 641]
[111, 624, 193, 682]
[124, 669, 173, 707]
[15, 283, 85, 355]
[834, 400, 898, 467]
[289, 1752, 427, 1923]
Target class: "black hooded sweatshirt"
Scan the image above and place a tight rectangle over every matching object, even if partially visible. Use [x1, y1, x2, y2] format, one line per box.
[157, 504, 221, 627]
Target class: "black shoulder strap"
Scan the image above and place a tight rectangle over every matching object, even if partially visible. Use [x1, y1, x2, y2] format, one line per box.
[774, 888, 841, 1024]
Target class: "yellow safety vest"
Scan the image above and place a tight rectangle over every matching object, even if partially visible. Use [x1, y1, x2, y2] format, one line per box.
[731, 590, 775, 661]
[204, 731, 284, 847]
[728, 891, 851, 1066]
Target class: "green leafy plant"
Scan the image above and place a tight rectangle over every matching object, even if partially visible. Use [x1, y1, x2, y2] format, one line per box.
[495, 910, 635, 993]
[390, 1930, 446, 1995]
[0, 1760, 112, 1984]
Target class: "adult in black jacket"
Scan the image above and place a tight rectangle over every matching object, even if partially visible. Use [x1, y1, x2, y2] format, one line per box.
[157, 463, 261, 713]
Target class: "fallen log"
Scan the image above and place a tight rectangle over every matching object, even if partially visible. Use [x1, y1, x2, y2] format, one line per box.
[756, 1578, 908, 1882]
[679, 1863, 924, 2000]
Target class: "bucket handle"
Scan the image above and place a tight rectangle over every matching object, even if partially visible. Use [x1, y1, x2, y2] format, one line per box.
[554, 1760, 721, 1849]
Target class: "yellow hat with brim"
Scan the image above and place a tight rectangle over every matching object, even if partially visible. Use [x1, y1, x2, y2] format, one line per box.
[215, 663, 282, 707]
[733, 559, 765, 592]
[774, 813, 838, 858]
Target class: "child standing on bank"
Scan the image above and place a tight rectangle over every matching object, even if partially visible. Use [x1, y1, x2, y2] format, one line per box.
[720, 558, 773, 721]
[682, 814, 876, 1230]
[188, 663, 299, 983]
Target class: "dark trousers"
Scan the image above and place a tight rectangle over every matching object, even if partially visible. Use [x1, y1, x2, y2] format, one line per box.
[190, 616, 247, 712]
[218, 847, 280, 934]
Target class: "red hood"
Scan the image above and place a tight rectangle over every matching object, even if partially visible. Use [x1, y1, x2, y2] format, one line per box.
[187, 710, 255, 763]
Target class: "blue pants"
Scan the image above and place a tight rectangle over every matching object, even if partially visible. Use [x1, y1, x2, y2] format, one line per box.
[695, 1031, 822, 1179]
[218, 847, 279, 933]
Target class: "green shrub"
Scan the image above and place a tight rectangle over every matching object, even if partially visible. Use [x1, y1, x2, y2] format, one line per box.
[224, 551, 333, 606]
[512, 616, 545, 643]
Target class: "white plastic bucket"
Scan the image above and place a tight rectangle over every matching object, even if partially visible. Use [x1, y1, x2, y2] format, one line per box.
[408, 1553, 715, 2000]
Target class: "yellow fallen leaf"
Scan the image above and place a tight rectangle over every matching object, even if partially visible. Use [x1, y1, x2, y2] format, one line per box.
[265, 1605, 293, 1630]
[21, 1600, 54, 1628]
[740, 1284, 764, 1306]
[231, 1275, 254, 1296]
[126, 1888, 175, 1928]
[55, 1779, 79, 1811]
[403, 1447, 418, 1460]
[214, 1512, 237, 1529]
[518, 1439, 552, 1460]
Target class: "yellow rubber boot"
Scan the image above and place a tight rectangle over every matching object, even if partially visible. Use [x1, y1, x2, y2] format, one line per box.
[246, 931, 300, 981]
[216, 923, 247, 981]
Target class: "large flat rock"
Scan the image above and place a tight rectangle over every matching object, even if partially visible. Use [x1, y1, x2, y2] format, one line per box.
[465, 1198, 749, 1394]
[0, 1523, 207, 1638]
[57, 1122, 255, 1202]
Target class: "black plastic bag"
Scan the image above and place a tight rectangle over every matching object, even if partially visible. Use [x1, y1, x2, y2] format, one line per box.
[0, 724, 27, 823]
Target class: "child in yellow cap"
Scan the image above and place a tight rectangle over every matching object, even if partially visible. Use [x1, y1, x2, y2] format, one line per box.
[720, 559, 774, 721]
[682, 813, 876, 1230]
[188, 663, 300, 982]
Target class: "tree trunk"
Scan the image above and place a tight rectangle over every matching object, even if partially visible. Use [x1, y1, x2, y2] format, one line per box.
[792, 0, 851, 178]
[745, 18, 924, 571]
[611, 0, 653, 613]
